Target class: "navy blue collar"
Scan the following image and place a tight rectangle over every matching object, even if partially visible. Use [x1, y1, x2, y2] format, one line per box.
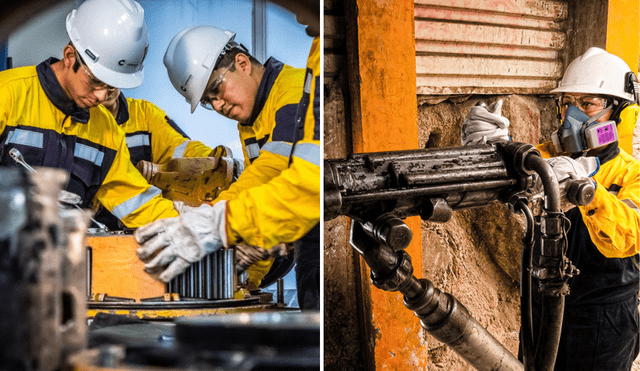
[594, 142, 620, 165]
[36, 58, 90, 123]
[113, 92, 130, 125]
[242, 57, 284, 126]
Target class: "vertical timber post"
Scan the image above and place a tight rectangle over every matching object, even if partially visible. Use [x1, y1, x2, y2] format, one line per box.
[348, 0, 429, 368]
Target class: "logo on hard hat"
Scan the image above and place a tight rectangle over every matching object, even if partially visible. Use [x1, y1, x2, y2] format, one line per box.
[181, 75, 192, 92]
[118, 60, 125, 66]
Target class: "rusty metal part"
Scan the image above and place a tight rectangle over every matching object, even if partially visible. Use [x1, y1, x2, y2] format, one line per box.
[136, 156, 235, 206]
[324, 143, 530, 222]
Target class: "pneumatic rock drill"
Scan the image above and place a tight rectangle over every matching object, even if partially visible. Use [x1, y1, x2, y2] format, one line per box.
[325, 141, 594, 371]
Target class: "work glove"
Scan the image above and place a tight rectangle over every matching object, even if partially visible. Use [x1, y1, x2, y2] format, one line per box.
[58, 190, 82, 208]
[134, 200, 228, 282]
[461, 100, 510, 145]
[532, 156, 600, 209]
[235, 243, 294, 273]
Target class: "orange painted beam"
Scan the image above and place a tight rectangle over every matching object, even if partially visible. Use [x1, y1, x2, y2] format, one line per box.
[606, 0, 640, 73]
[352, 0, 428, 369]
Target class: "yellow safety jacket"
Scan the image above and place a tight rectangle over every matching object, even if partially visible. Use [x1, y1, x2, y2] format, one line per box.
[616, 103, 639, 156]
[537, 141, 640, 258]
[0, 59, 178, 227]
[536, 118, 639, 304]
[113, 94, 212, 166]
[226, 38, 321, 246]
[211, 57, 307, 285]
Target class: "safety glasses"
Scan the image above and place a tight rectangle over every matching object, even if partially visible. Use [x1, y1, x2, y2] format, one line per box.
[199, 61, 235, 110]
[74, 49, 118, 94]
[558, 94, 609, 115]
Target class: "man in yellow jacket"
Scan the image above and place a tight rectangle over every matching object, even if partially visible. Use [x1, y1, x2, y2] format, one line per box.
[0, 0, 178, 228]
[462, 47, 639, 370]
[134, 26, 320, 309]
[94, 90, 214, 230]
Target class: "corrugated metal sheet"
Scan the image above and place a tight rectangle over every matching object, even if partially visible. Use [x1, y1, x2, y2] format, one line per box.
[415, 0, 568, 95]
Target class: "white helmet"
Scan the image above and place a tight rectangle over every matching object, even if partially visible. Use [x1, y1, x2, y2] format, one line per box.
[66, 0, 149, 89]
[551, 47, 637, 102]
[164, 25, 235, 113]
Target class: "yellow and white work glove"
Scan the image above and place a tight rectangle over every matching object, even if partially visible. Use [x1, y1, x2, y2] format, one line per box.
[461, 100, 511, 145]
[532, 156, 600, 209]
[134, 200, 228, 282]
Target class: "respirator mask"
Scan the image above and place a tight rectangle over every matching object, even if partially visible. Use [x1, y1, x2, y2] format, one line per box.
[551, 98, 618, 154]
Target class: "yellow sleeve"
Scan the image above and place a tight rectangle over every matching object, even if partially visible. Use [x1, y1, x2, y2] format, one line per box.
[96, 129, 178, 228]
[136, 100, 211, 164]
[214, 150, 287, 202]
[579, 158, 640, 258]
[225, 37, 321, 248]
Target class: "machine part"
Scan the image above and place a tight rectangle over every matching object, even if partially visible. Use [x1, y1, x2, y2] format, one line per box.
[565, 176, 596, 206]
[136, 156, 235, 206]
[259, 254, 295, 289]
[324, 143, 530, 223]
[0, 167, 91, 371]
[350, 220, 523, 371]
[277, 278, 285, 305]
[60, 207, 92, 361]
[174, 312, 320, 369]
[362, 213, 413, 250]
[166, 247, 237, 300]
[327, 142, 584, 371]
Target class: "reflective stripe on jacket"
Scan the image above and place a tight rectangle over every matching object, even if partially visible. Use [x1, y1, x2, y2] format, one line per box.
[0, 59, 177, 227]
[223, 40, 320, 249]
[113, 94, 212, 166]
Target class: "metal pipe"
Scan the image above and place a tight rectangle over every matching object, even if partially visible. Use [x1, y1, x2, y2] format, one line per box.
[205, 253, 212, 299]
[405, 279, 523, 371]
[277, 278, 284, 304]
[211, 251, 219, 299]
[220, 249, 235, 299]
[341, 179, 517, 205]
[86, 246, 92, 297]
[351, 220, 522, 371]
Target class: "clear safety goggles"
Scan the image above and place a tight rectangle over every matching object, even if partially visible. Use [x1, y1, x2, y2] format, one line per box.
[558, 94, 609, 115]
[75, 49, 118, 94]
[200, 61, 235, 111]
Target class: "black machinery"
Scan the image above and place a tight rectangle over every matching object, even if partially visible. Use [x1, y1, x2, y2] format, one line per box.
[325, 141, 594, 371]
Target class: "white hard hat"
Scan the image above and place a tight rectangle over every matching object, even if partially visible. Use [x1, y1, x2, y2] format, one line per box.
[164, 25, 235, 113]
[66, 0, 149, 89]
[551, 47, 636, 102]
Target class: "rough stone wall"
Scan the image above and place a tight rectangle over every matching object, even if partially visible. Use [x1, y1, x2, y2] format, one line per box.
[413, 95, 555, 369]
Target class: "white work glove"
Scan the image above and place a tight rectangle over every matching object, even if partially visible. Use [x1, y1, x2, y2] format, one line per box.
[134, 200, 229, 282]
[58, 190, 81, 208]
[461, 100, 510, 145]
[532, 156, 600, 209]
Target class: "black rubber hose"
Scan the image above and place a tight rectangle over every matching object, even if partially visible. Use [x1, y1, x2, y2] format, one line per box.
[515, 201, 535, 371]
[523, 155, 564, 371]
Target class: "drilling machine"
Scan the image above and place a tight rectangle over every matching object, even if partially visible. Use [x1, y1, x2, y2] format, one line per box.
[325, 140, 595, 371]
